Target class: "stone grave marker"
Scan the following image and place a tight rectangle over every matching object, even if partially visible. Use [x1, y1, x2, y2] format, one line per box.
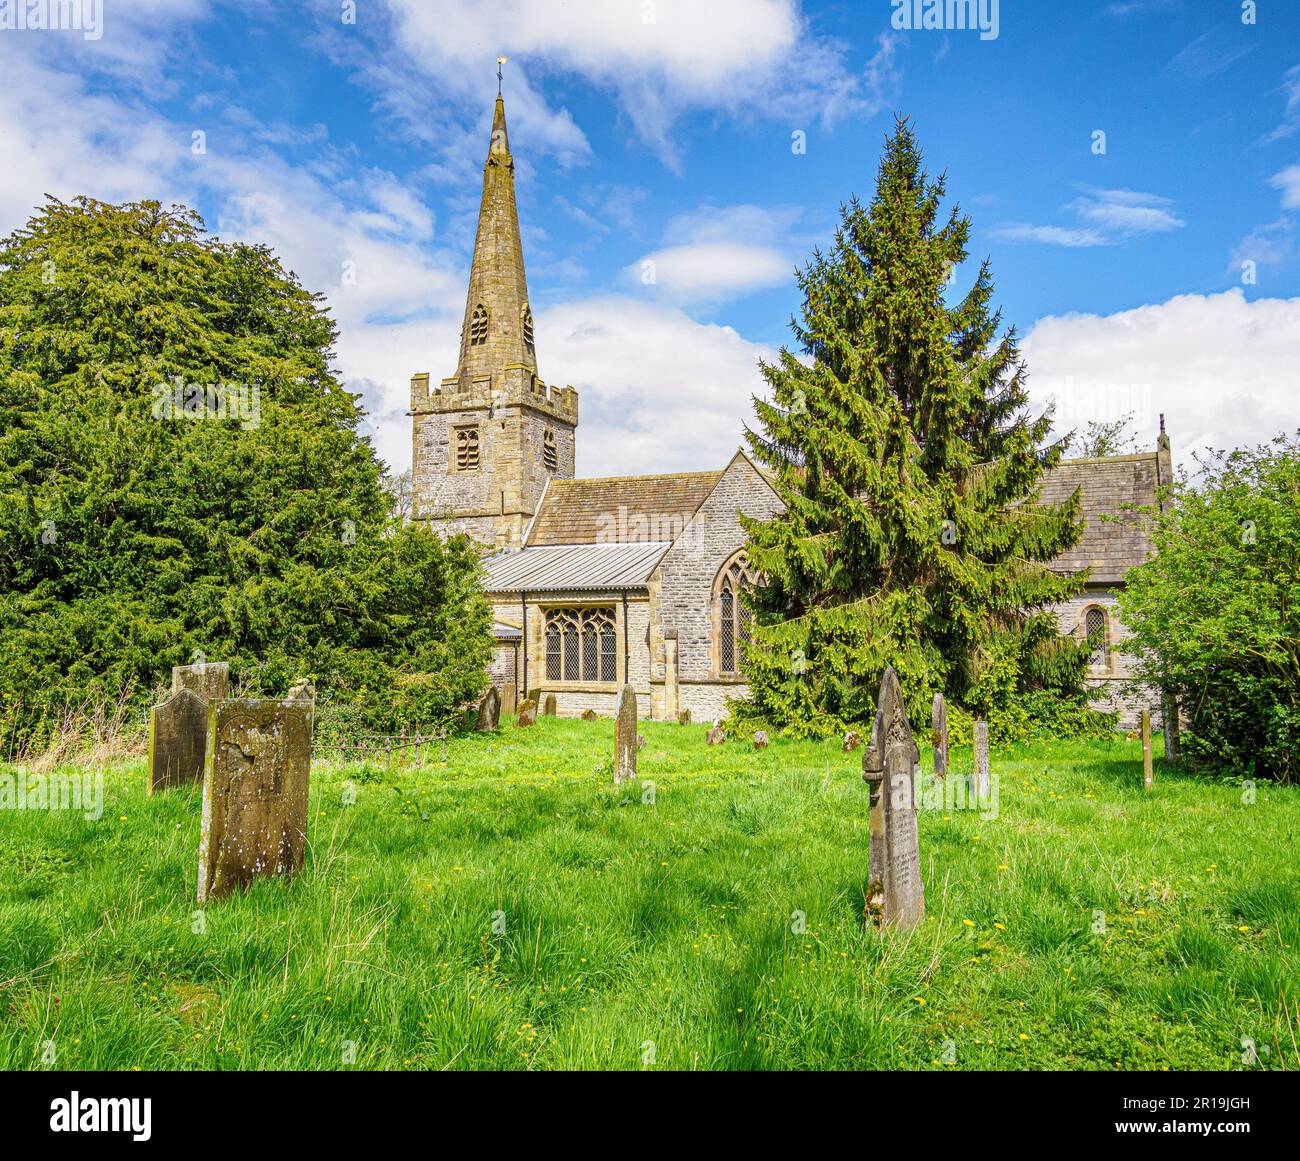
[148, 687, 209, 794]
[931, 693, 948, 779]
[843, 730, 862, 753]
[500, 682, 518, 717]
[197, 695, 313, 903]
[172, 662, 230, 703]
[476, 687, 500, 732]
[861, 667, 925, 930]
[614, 684, 637, 784]
[1142, 709, 1153, 791]
[753, 730, 769, 750]
[973, 719, 990, 800]
[517, 698, 537, 728]
[581, 708, 599, 721]
[707, 722, 726, 745]
[542, 693, 557, 717]
[677, 709, 691, 725]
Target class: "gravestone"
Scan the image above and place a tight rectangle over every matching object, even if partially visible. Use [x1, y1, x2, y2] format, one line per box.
[500, 682, 518, 717]
[860, 667, 925, 929]
[973, 719, 990, 800]
[1142, 709, 1153, 791]
[197, 696, 313, 903]
[637, 734, 646, 750]
[581, 709, 599, 721]
[707, 724, 726, 746]
[843, 730, 862, 753]
[614, 684, 637, 784]
[753, 730, 769, 751]
[677, 709, 691, 725]
[542, 694, 557, 717]
[517, 698, 537, 728]
[931, 694, 948, 779]
[1161, 693, 1180, 762]
[172, 662, 230, 703]
[476, 687, 500, 732]
[148, 688, 208, 794]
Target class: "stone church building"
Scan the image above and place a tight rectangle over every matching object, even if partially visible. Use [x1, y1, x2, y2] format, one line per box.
[410, 96, 1169, 726]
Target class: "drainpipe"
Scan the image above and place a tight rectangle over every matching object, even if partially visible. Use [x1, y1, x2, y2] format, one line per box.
[521, 592, 528, 697]
[622, 590, 630, 685]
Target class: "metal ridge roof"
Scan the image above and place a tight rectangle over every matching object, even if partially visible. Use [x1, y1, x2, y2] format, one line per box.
[483, 541, 672, 592]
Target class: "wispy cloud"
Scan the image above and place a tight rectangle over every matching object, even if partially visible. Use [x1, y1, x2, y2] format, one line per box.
[1165, 31, 1252, 81]
[1263, 63, 1300, 143]
[992, 189, 1184, 248]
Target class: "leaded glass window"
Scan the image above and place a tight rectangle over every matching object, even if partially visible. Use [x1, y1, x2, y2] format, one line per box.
[544, 607, 618, 683]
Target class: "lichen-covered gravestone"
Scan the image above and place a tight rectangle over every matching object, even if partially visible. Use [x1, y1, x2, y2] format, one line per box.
[476, 687, 500, 732]
[931, 694, 948, 779]
[614, 684, 637, 784]
[542, 694, 557, 716]
[148, 688, 209, 794]
[500, 682, 518, 717]
[861, 667, 925, 930]
[973, 719, 990, 800]
[517, 698, 537, 728]
[677, 709, 691, 725]
[197, 696, 313, 903]
[581, 708, 599, 721]
[753, 731, 769, 751]
[172, 662, 230, 702]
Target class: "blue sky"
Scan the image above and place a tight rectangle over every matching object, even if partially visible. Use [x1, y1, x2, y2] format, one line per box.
[1, 0, 1297, 476]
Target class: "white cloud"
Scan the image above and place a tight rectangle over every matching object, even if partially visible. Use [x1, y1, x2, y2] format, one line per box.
[1272, 164, 1300, 210]
[993, 188, 1184, 248]
[990, 223, 1108, 248]
[1023, 290, 1300, 470]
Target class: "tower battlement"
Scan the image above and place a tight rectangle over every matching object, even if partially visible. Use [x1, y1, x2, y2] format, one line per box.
[410, 369, 578, 424]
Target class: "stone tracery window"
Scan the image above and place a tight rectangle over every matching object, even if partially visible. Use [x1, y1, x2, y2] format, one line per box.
[1084, 606, 1109, 668]
[470, 304, 489, 346]
[545, 607, 617, 683]
[716, 553, 756, 677]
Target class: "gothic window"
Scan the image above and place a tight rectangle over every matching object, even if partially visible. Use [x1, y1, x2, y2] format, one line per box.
[455, 426, 480, 471]
[543, 428, 557, 472]
[716, 553, 757, 677]
[545, 607, 617, 683]
[470, 304, 489, 346]
[1084, 606, 1108, 667]
[521, 304, 535, 353]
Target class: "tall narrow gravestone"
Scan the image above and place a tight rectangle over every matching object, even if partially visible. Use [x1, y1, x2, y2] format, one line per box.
[614, 684, 637, 785]
[197, 697, 313, 903]
[476, 686, 500, 732]
[172, 662, 230, 702]
[542, 693, 557, 717]
[517, 698, 537, 728]
[148, 688, 209, 794]
[931, 693, 948, 779]
[861, 667, 925, 929]
[973, 719, 990, 800]
[500, 682, 518, 717]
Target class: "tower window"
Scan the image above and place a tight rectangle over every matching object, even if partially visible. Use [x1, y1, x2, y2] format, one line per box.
[521, 304, 535, 352]
[470, 304, 489, 347]
[545, 607, 617, 683]
[716, 553, 756, 677]
[543, 428, 557, 472]
[455, 426, 480, 471]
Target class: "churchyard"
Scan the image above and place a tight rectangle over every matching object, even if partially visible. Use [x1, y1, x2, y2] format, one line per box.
[1, 706, 1295, 1071]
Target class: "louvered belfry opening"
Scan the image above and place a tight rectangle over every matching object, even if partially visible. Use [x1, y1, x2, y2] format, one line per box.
[469, 304, 489, 347]
[455, 426, 480, 471]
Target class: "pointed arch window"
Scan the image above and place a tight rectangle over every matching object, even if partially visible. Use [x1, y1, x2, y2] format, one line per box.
[521, 304, 535, 353]
[545, 607, 617, 683]
[455, 426, 480, 471]
[1084, 606, 1109, 669]
[716, 552, 757, 677]
[470, 304, 489, 347]
[543, 428, 557, 472]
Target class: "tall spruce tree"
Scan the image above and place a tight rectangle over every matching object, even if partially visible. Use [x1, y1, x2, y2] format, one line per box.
[740, 119, 1091, 736]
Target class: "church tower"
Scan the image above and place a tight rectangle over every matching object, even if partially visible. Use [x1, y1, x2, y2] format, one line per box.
[410, 91, 578, 548]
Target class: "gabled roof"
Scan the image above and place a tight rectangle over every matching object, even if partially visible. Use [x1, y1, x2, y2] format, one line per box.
[482, 541, 672, 593]
[526, 470, 723, 546]
[1039, 452, 1161, 583]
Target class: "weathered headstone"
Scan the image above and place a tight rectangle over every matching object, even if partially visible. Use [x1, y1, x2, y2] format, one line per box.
[861, 667, 925, 930]
[148, 687, 208, 794]
[843, 730, 862, 753]
[637, 734, 646, 750]
[1142, 709, 1153, 791]
[581, 708, 599, 721]
[542, 693, 557, 717]
[677, 709, 691, 725]
[614, 684, 637, 784]
[517, 698, 537, 728]
[197, 696, 313, 903]
[172, 662, 230, 703]
[707, 723, 726, 746]
[476, 686, 500, 732]
[931, 693, 948, 779]
[973, 719, 990, 800]
[753, 730, 769, 751]
[500, 682, 518, 717]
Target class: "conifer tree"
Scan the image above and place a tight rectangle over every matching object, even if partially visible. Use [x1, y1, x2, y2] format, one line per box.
[740, 118, 1091, 735]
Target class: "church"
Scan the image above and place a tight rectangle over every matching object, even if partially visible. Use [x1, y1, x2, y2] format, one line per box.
[410, 95, 1169, 727]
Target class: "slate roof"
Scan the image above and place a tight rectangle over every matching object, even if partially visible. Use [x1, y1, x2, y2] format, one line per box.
[482, 541, 673, 593]
[491, 621, 523, 640]
[1039, 452, 1163, 584]
[526, 471, 723, 546]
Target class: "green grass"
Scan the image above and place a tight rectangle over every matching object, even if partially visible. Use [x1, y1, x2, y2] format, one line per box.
[1, 719, 1297, 1070]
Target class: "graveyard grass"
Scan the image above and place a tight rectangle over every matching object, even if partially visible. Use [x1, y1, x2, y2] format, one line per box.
[1, 720, 1297, 1071]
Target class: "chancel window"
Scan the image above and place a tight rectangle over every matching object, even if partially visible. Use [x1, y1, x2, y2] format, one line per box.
[1084, 606, 1108, 667]
[717, 554, 756, 677]
[470, 304, 489, 346]
[545, 607, 617, 683]
[521, 304, 535, 353]
[543, 428, 557, 472]
[455, 426, 480, 471]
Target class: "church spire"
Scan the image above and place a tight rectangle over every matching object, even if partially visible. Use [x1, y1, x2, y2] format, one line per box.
[454, 85, 537, 387]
